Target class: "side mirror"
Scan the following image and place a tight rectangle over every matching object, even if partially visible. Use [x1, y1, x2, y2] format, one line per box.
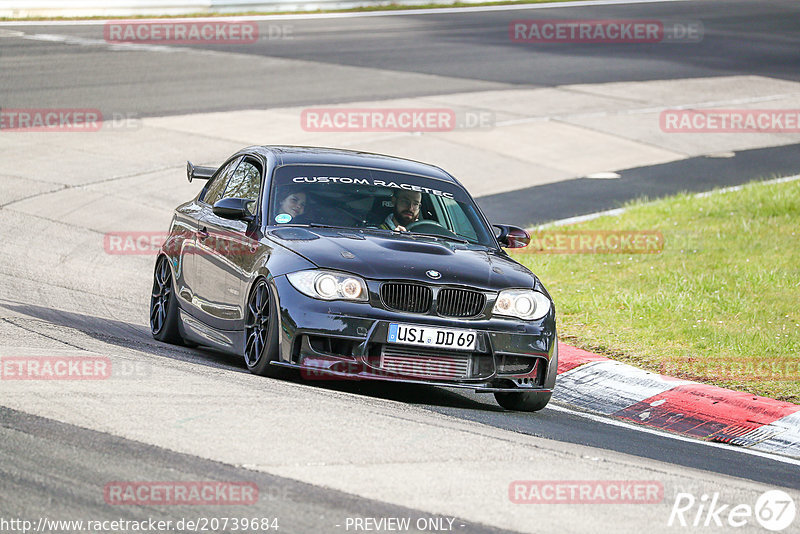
[213, 198, 255, 221]
[493, 224, 530, 248]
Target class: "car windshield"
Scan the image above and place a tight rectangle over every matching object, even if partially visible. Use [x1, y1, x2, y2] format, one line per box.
[269, 165, 496, 247]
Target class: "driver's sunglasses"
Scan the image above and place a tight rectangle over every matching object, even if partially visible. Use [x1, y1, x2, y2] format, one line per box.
[397, 197, 421, 209]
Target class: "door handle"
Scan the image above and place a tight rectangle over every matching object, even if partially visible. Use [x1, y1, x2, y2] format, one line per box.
[197, 227, 209, 240]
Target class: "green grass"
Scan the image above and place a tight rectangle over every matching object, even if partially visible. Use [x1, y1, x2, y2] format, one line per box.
[512, 178, 800, 403]
[0, 0, 577, 21]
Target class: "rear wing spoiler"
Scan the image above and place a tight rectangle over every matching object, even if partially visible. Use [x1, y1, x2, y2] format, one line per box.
[186, 161, 216, 183]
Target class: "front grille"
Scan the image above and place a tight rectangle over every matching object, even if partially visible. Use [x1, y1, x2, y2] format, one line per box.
[381, 283, 432, 313]
[380, 345, 471, 380]
[437, 288, 485, 317]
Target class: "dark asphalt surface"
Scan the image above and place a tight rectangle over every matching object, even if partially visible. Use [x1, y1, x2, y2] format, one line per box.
[5, 302, 799, 493]
[478, 143, 800, 227]
[1, 1, 799, 528]
[1, 1, 798, 115]
[0, 406, 511, 534]
[2, 0, 798, 226]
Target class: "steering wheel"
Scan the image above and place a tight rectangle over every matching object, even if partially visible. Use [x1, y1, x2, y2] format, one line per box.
[406, 220, 458, 237]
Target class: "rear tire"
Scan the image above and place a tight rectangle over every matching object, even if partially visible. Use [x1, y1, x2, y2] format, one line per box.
[150, 256, 184, 345]
[494, 391, 552, 412]
[244, 279, 286, 378]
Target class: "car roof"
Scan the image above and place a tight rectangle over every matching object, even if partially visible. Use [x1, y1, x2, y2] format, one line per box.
[247, 145, 460, 185]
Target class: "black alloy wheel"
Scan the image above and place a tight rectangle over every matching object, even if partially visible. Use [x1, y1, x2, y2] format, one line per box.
[150, 256, 182, 344]
[244, 279, 284, 377]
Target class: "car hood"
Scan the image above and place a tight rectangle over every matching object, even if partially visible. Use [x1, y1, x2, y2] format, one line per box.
[267, 227, 536, 290]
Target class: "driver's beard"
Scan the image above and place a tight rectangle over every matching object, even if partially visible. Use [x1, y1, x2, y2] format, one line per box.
[396, 212, 416, 226]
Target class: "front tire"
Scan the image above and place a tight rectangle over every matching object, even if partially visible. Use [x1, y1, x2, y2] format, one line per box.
[150, 256, 183, 344]
[494, 391, 552, 412]
[244, 279, 285, 378]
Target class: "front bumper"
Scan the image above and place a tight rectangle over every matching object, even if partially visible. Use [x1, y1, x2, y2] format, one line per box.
[272, 275, 557, 393]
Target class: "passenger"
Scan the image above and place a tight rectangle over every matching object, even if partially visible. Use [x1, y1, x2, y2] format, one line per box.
[380, 189, 421, 232]
[274, 190, 307, 223]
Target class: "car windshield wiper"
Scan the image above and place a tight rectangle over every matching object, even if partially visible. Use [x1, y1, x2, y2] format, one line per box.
[408, 232, 470, 245]
[306, 223, 365, 231]
[278, 223, 362, 231]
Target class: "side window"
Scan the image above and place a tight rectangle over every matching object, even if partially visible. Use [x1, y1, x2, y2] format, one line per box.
[202, 156, 241, 206]
[441, 197, 478, 241]
[222, 159, 262, 215]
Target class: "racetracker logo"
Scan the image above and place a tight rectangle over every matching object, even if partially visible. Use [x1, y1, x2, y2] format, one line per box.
[0, 108, 102, 132]
[509, 480, 663, 504]
[660, 109, 800, 133]
[511, 230, 664, 254]
[510, 19, 702, 43]
[104, 481, 259, 505]
[659, 356, 800, 382]
[301, 108, 458, 132]
[104, 21, 259, 44]
[0, 356, 111, 380]
[104, 231, 258, 256]
[299, 357, 472, 381]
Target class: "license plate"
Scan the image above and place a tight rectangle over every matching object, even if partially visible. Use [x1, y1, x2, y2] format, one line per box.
[387, 323, 477, 351]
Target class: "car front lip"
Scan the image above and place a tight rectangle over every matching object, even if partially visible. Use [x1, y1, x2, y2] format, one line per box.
[270, 359, 554, 393]
[273, 275, 556, 392]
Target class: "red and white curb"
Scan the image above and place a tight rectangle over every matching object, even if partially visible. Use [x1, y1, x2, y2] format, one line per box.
[554, 343, 800, 459]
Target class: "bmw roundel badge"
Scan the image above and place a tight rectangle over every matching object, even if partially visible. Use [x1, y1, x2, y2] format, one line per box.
[426, 270, 441, 279]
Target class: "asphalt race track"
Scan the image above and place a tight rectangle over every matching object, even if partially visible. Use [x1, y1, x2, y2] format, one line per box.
[1, 1, 799, 532]
[3, 0, 799, 114]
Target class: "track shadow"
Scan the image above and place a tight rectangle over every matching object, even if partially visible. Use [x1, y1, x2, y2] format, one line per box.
[288, 376, 502, 411]
[0, 300, 244, 372]
[0, 300, 496, 411]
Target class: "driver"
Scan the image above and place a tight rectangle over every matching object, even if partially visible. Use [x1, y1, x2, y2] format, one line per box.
[380, 189, 421, 232]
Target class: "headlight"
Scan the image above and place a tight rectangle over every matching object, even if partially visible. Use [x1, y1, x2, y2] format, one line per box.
[492, 289, 550, 320]
[286, 270, 368, 302]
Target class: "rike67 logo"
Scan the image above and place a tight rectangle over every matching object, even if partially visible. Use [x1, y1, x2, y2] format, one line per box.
[668, 490, 796, 531]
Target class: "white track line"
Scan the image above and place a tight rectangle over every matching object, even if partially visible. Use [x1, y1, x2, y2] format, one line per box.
[534, 173, 800, 229]
[541, 175, 800, 463]
[0, 0, 690, 25]
[547, 404, 800, 467]
[693, 173, 800, 197]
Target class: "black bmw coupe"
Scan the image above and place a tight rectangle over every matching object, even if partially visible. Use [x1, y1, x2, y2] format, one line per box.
[150, 146, 557, 411]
